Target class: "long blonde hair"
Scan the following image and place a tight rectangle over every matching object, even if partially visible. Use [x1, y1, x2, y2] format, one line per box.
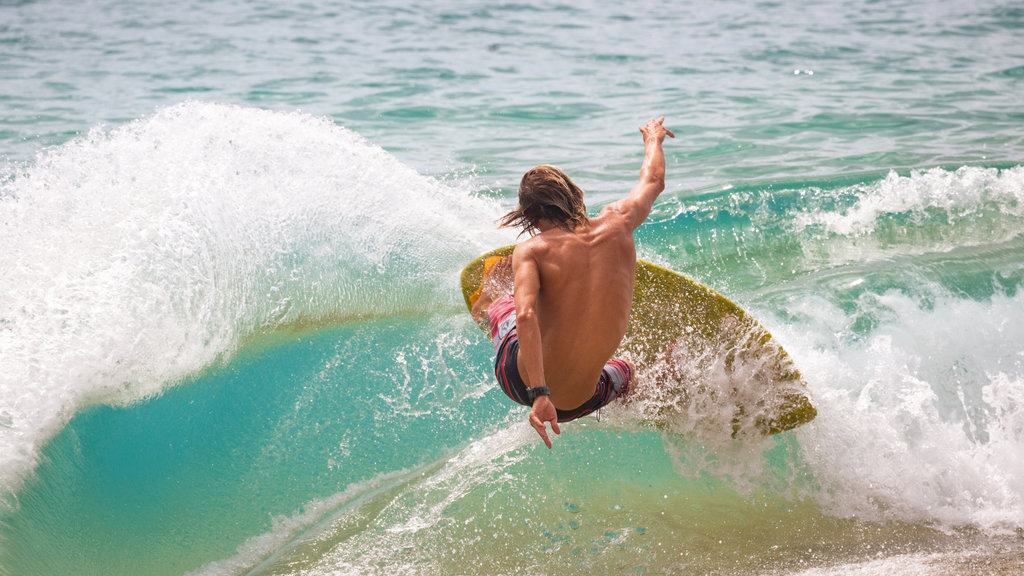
[498, 165, 586, 235]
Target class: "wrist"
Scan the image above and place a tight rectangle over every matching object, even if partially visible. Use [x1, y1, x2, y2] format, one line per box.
[526, 386, 550, 404]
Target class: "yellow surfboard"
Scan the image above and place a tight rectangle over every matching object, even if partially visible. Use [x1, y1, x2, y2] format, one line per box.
[461, 245, 816, 436]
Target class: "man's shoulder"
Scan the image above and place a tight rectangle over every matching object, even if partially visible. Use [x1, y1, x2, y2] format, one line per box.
[514, 233, 545, 259]
[591, 206, 634, 236]
[596, 202, 633, 224]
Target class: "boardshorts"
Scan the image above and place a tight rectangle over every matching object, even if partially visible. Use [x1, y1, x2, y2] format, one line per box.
[487, 294, 632, 422]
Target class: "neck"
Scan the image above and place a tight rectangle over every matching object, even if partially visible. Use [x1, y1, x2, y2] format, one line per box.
[534, 218, 557, 232]
[534, 217, 587, 234]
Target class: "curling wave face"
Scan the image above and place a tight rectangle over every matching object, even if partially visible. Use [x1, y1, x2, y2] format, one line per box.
[0, 101, 510, 498]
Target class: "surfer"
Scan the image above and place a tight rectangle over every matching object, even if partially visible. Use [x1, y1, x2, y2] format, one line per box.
[471, 117, 674, 448]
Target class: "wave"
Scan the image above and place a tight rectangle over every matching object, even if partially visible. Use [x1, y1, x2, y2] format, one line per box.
[187, 422, 534, 576]
[0, 101, 511, 498]
[785, 166, 1024, 238]
[640, 165, 1024, 301]
[772, 288, 1024, 532]
[4, 105, 1023, 573]
[178, 277, 1024, 575]
[637, 166, 1024, 532]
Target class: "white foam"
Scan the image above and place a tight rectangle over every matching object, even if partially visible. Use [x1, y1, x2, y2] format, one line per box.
[0, 102, 511, 498]
[785, 552, 944, 576]
[791, 166, 1024, 238]
[773, 288, 1024, 532]
[604, 318, 811, 488]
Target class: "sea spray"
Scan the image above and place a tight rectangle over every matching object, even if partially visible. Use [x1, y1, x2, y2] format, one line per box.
[731, 168, 1024, 532]
[633, 165, 1024, 531]
[0, 102, 510, 498]
[640, 166, 1024, 297]
[774, 289, 1024, 532]
[67, 163, 1024, 576]
[789, 166, 1024, 238]
[3, 109, 1023, 573]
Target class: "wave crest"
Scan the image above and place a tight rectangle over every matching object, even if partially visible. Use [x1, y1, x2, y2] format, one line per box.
[0, 101, 508, 497]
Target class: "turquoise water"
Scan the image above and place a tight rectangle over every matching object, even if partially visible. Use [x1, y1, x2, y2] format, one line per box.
[2, 1, 1023, 575]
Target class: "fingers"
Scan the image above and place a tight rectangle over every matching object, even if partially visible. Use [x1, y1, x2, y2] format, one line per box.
[652, 117, 673, 137]
[639, 117, 674, 138]
[529, 404, 560, 449]
[483, 256, 514, 295]
[530, 414, 553, 449]
[540, 428, 552, 449]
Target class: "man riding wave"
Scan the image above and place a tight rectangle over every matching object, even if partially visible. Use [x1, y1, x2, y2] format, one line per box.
[472, 117, 674, 448]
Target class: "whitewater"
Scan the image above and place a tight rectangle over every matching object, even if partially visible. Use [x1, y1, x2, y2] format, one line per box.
[2, 1, 1023, 574]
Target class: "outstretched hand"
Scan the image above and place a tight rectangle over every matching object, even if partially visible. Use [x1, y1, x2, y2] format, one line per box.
[528, 395, 561, 449]
[639, 116, 675, 143]
[470, 256, 514, 325]
[482, 256, 514, 298]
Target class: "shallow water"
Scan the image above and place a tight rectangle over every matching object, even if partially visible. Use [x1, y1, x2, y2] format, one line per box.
[2, 1, 1023, 575]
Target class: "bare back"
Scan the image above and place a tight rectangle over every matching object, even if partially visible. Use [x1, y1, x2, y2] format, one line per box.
[512, 206, 636, 409]
[500, 116, 673, 449]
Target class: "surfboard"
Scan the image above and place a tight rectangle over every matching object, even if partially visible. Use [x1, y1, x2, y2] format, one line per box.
[460, 245, 816, 436]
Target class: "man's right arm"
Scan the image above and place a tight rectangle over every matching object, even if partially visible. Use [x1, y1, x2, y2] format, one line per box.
[604, 117, 674, 230]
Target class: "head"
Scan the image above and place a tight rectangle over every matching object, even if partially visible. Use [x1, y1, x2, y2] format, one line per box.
[498, 165, 587, 235]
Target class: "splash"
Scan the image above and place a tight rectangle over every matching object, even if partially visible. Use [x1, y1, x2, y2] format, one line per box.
[643, 165, 1024, 295]
[774, 288, 1024, 532]
[0, 102, 510, 498]
[790, 166, 1024, 238]
[639, 165, 1024, 532]
[187, 421, 534, 576]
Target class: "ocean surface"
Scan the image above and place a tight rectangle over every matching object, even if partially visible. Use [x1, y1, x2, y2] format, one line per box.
[2, 1, 1023, 574]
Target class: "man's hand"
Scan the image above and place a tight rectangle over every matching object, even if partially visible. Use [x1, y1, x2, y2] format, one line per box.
[470, 256, 513, 326]
[639, 116, 675, 143]
[611, 116, 674, 230]
[528, 395, 561, 449]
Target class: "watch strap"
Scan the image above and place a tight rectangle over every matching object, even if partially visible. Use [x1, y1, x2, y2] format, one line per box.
[526, 386, 551, 402]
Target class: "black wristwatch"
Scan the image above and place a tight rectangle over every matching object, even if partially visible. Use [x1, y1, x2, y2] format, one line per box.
[526, 386, 551, 402]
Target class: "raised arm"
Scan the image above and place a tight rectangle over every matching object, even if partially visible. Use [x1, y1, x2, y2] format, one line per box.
[604, 117, 675, 230]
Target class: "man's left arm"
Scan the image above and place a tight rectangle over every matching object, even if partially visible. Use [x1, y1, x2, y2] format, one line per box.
[512, 245, 560, 449]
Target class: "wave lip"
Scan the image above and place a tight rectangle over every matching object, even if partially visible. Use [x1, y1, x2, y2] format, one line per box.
[790, 165, 1024, 238]
[0, 101, 507, 498]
